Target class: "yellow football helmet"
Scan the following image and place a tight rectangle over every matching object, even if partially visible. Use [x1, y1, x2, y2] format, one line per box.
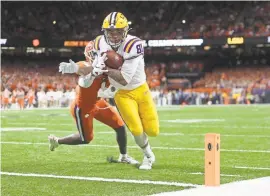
[102, 12, 130, 48]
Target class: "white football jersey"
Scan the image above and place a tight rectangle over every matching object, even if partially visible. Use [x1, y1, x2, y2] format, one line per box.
[93, 34, 146, 90]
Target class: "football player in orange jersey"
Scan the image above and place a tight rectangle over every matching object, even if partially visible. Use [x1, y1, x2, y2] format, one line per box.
[48, 41, 138, 164]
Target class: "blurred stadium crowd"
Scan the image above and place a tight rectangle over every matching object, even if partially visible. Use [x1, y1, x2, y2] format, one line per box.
[2, 1, 270, 39]
[1, 1, 270, 109]
[1, 59, 269, 109]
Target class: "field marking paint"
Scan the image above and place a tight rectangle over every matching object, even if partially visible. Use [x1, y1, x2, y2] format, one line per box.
[1, 141, 269, 153]
[0, 172, 201, 187]
[234, 166, 270, 171]
[5, 123, 73, 126]
[2, 128, 269, 138]
[164, 124, 270, 129]
[4, 122, 270, 129]
[163, 119, 225, 123]
[1, 128, 46, 131]
[189, 172, 241, 177]
[1, 130, 68, 133]
[5, 122, 103, 126]
[158, 132, 270, 138]
[1, 104, 270, 112]
[150, 177, 270, 196]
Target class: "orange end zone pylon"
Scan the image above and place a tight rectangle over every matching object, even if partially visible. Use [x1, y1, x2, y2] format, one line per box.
[205, 133, 220, 186]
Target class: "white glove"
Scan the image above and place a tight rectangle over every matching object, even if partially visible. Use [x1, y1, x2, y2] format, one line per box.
[91, 53, 108, 76]
[59, 59, 79, 74]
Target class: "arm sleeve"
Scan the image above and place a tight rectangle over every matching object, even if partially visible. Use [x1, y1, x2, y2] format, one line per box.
[120, 55, 143, 84]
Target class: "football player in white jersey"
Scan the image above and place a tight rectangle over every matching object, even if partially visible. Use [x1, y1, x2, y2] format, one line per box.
[49, 41, 139, 165]
[89, 12, 160, 170]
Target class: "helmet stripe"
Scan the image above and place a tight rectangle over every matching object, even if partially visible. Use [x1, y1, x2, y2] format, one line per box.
[109, 13, 114, 26]
[112, 12, 118, 26]
[110, 12, 117, 26]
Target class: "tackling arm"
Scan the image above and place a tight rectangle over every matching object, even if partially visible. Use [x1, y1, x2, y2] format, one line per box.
[76, 61, 93, 76]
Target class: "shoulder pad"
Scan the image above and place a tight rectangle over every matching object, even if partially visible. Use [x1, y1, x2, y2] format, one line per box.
[93, 35, 103, 51]
[123, 38, 144, 59]
[123, 37, 142, 54]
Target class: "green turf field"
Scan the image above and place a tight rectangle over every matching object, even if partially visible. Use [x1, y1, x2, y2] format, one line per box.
[1, 105, 270, 196]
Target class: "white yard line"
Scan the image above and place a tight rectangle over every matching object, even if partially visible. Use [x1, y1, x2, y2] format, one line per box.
[4, 123, 270, 129]
[1, 130, 68, 133]
[162, 119, 225, 123]
[189, 172, 241, 177]
[163, 124, 270, 129]
[4, 122, 103, 126]
[2, 128, 270, 138]
[151, 177, 270, 196]
[5, 123, 73, 126]
[0, 172, 201, 187]
[1, 128, 47, 131]
[1, 104, 270, 112]
[234, 166, 270, 171]
[1, 141, 269, 153]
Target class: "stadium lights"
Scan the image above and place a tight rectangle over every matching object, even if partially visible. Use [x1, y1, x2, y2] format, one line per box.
[1, 39, 7, 45]
[32, 39, 40, 47]
[182, 20, 186, 24]
[53, 20, 56, 25]
[128, 21, 132, 25]
[148, 39, 204, 47]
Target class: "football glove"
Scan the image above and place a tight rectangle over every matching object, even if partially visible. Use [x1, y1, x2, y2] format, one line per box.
[91, 53, 108, 76]
[59, 59, 79, 74]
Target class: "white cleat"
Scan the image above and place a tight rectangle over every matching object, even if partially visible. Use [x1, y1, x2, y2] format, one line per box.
[48, 135, 59, 151]
[118, 154, 140, 165]
[139, 156, 154, 170]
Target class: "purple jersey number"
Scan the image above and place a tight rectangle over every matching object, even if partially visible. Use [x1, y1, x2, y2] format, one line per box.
[136, 44, 144, 54]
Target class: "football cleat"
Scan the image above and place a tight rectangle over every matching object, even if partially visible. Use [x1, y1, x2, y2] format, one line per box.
[118, 154, 139, 165]
[139, 151, 155, 170]
[48, 135, 59, 151]
[139, 156, 154, 170]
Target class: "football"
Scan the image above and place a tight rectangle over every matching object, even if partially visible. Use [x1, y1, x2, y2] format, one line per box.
[104, 50, 124, 69]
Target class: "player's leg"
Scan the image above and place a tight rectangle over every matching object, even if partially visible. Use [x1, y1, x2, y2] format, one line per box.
[137, 83, 159, 169]
[138, 83, 160, 137]
[94, 99, 139, 164]
[48, 101, 94, 151]
[114, 90, 154, 169]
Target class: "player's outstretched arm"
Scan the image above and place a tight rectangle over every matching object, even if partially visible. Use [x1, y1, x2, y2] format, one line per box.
[76, 61, 93, 76]
[58, 60, 94, 76]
